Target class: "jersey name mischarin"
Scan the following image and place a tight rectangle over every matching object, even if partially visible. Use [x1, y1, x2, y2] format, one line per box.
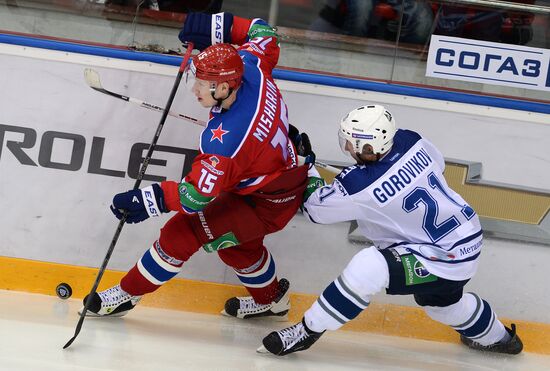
[252, 79, 279, 142]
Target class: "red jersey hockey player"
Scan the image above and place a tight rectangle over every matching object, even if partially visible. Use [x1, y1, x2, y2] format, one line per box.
[82, 12, 313, 320]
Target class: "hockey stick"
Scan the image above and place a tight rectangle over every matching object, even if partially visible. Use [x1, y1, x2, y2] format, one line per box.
[309, 160, 340, 175]
[84, 68, 342, 175]
[84, 68, 207, 127]
[63, 42, 195, 350]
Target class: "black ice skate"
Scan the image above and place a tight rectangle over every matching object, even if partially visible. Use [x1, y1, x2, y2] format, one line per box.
[257, 318, 325, 356]
[79, 284, 142, 317]
[222, 278, 290, 320]
[460, 324, 523, 355]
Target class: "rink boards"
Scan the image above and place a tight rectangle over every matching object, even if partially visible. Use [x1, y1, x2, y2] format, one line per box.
[0, 33, 549, 354]
[2, 255, 550, 355]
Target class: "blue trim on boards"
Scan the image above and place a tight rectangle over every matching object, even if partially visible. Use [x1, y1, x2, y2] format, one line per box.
[0, 33, 183, 66]
[1, 32, 548, 114]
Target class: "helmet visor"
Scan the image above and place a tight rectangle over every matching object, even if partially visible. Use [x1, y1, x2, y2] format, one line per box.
[182, 59, 197, 92]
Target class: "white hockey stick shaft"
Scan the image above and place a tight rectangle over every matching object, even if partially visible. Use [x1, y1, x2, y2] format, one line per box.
[83, 68, 340, 175]
[310, 160, 340, 175]
[84, 68, 207, 127]
[297, 156, 341, 176]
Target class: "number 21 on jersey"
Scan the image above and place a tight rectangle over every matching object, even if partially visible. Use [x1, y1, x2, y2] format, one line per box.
[403, 172, 475, 243]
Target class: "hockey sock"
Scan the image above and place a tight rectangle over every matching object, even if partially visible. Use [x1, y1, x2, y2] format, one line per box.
[304, 274, 370, 333]
[121, 240, 183, 296]
[233, 251, 279, 304]
[121, 212, 204, 296]
[425, 292, 507, 346]
[304, 247, 388, 333]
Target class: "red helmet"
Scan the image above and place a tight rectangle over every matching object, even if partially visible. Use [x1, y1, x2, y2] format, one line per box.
[191, 44, 243, 89]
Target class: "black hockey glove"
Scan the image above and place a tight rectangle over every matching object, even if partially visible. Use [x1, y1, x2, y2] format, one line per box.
[179, 12, 234, 51]
[110, 184, 168, 224]
[289, 124, 316, 165]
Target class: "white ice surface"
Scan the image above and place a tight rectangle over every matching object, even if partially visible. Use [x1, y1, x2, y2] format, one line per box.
[1, 290, 549, 371]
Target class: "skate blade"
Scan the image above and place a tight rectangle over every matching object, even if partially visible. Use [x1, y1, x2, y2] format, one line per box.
[78, 307, 128, 317]
[220, 309, 288, 321]
[256, 345, 270, 354]
[270, 314, 288, 322]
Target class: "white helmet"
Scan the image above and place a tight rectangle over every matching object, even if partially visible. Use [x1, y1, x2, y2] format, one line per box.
[338, 105, 397, 156]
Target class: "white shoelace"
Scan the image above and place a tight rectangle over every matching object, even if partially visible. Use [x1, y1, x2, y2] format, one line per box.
[279, 323, 308, 350]
[240, 297, 269, 313]
[98, 285, 131, 307]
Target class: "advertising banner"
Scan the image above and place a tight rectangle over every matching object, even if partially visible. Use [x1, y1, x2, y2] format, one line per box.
[0, 51, 211, 271]
[1, 40, 549, 293]
[427, 35, 550, 92]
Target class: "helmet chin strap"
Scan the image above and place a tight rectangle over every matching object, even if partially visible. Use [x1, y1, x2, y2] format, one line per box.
[210, 83, 233, 108]
[355, 152, 381, 165]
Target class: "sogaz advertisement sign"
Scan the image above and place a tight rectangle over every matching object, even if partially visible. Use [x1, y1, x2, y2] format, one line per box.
[426, 35, 550, 92]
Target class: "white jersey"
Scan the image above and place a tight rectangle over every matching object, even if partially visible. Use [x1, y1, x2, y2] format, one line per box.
[304, 129, 482, 281]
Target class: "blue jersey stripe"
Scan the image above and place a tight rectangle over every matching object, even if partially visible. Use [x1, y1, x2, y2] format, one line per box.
[452, 230, 483, 248]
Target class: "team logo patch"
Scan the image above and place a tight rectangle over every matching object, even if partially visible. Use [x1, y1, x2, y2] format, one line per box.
[209, 156, 220, 167]
[402, 255, 437, 286]
[200, 160, 225, 176]
[413, 260, 431, 278]
[210, 123, 229, 143]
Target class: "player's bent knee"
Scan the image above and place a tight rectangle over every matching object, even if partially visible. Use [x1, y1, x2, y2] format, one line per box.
[158, 217, 202, 261]
[341, 247, 389, 298]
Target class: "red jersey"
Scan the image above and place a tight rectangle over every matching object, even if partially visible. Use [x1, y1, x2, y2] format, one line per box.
[162, 18, 299, 213]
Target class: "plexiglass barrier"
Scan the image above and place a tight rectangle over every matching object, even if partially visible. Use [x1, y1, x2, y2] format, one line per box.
[0, 0, 549, 102]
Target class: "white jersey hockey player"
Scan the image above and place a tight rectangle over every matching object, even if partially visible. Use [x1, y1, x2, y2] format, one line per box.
[258, 104, 523, 356]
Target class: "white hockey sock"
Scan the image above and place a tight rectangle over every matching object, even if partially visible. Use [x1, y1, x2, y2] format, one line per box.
[424, 292, 507, 346]
[304, 248, 388, 333]
[304, 274, 369, 332]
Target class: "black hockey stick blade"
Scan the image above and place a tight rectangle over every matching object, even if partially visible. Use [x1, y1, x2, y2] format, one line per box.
[84, 67, 131, 101]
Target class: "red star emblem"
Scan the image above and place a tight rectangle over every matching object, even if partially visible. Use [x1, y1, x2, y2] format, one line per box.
[210, 123, 229, 143]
